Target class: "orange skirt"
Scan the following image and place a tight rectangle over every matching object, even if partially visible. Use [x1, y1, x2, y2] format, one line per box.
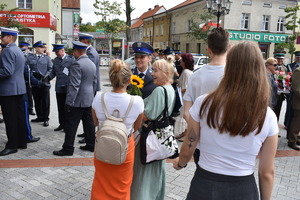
[91, 135, 135, 200]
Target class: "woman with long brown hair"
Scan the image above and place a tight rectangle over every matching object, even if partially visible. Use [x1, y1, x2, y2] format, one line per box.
[174, 41, 278, 200]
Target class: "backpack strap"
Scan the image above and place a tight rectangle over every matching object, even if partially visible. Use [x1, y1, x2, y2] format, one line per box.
[101, 92, 109, 119]
[161, 86, 169, 117]
[123, 96, 134, 121]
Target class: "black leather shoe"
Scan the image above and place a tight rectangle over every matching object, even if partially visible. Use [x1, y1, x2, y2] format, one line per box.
[28, 110, 35, 115]
[77, 133, 85, 137]
[54, 126, 64, 131]
[0, 148, 18, 156]
[27, 137, 40, 143]
[79, 145, 94, 152]
[43, 120, 49, 127]
[18, 145, 27, 149]
[288, 143, 300, 151]
[78, 138, 86, 144]
[53, 149, 73, 156]
[31, 118, 43, 122]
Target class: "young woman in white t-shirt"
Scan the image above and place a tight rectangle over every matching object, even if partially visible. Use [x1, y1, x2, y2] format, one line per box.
[90, 59, 144, 200]
[174, 41, 278, 200]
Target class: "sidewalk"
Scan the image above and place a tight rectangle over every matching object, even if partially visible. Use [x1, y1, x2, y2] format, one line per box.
[0, 67, 299, 200]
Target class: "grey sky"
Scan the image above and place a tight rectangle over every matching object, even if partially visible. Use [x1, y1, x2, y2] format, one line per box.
[80, 0, 185, 23]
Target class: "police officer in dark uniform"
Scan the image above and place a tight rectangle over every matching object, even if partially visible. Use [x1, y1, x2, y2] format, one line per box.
[132, 42, 157, 99]
[53, 41, 97, 156]
[0, 28, 27, 156]
[26, 41, 52, 127]
[49, 44, 74, 132]
[174, 50, 183, 76]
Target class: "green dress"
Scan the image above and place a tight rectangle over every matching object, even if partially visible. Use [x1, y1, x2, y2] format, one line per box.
[131, 85, 175, 200]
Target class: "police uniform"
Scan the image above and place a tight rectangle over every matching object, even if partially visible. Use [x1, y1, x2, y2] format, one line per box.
[78, 32, 100, 92]
[174, 50, 183, 76]
[49, 44, 74, 131]
[0, 28, 27, 156]
[53, 41, 97, 156]
[26, 41, 53, 126]
[132, 42, 157, 99]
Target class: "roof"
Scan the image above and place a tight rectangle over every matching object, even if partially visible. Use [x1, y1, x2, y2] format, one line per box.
[168, 0, 200, 11]
[130, 5, 165, 29]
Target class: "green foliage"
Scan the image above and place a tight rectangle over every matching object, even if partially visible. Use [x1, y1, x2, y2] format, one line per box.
[79, 22, 96, 32]
[93, 0, 122, 22]
[0, 4, 25, 29]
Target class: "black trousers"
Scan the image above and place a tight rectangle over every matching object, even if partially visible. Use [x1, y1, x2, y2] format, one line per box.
[0, 95, 27, 149]
[31, 86, 50, 121]
[23, 95, 33, 141]
[56, 92, 67, 128]
[274, 93, 285, 121]
[25, 82, 34, 112]
[62, 107, 95, 152]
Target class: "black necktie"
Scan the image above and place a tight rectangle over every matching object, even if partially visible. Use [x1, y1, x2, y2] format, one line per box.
[138, 73, 144, 78]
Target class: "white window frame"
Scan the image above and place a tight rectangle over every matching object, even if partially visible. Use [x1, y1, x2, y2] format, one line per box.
[17, 0, 32, 9]
[277, 16, 284, 32]
[160, 24, 164, 35]
[262, 15, 270, 31]
[241, 13, 250, 30]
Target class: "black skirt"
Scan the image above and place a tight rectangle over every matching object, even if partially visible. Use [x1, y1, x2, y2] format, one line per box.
[186, 167, 259, 200]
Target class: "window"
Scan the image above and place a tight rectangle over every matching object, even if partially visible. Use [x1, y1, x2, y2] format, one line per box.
[160, 24, 164, 35]
[262, 15, 270, 31]
[155, 25, 159, 36]
[188, 20, 192, 32]
[18, 0, 32, 9]
[172, 22, 176, 33]
[277, 17, 284, 32]
[241, 13, 250, 30]
[263, 3, 272, 8]
[242, 0, 252, 5]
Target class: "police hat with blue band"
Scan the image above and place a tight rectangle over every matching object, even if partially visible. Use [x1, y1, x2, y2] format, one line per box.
[33, 41, 44, 48]
[174, 50, 181, 55]
[163, 47, 175, 55]
[78, 32, 93, 40]
[132, 42, 153, 55]
[72, 41, 88, 49]
[52, 44, 65, 52]
[19, 41, 30, 47]
[0, 27, 18, 36]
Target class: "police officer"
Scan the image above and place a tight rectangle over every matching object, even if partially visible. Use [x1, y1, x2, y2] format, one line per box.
[26, 41, 52, 127]
[286, 51, 300, 73]
[49, 44, 74, 132]
[132, 42, 157, 99]
[0, 27, 27, 156]
[53, 41, 97, 156]
[174, 50, 182, 76]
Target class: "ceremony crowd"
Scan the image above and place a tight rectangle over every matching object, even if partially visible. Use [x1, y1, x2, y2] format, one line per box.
[0, 26, 299, 200]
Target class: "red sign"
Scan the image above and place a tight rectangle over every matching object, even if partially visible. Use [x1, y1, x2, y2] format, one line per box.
[0, 11, 57, 31]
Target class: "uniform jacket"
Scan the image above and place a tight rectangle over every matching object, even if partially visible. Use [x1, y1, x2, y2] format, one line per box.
[133, 67, 157, 99]
[286, 62, 299, 73]
[66, 55, 97, 107]
[87, 46, 100, 91]
[49, 55, 74, 93]
[26, 53, 53, 87]
[0, 43, 26, 96]
[291, 67, 300, 110]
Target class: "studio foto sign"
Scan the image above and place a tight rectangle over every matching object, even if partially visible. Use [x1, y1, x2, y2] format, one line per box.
[0, 11, 57, 31]
[228, 30, 288, 43]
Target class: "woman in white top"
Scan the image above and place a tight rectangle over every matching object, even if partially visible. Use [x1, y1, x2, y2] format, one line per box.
[90, 59, 144, 200]
[174, 41, 278, 200]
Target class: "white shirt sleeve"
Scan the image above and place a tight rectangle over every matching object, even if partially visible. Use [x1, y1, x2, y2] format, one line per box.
[183, 76, 193, 102]
[189, 95, 206, 123]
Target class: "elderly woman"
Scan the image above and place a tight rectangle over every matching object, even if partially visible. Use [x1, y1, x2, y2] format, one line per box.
[175, 53, 194, 141]
[265, 57, 278, 111]
[174, 41, 278, 200]
[90, 59, 144, 200]
[131, 59, 175, 200]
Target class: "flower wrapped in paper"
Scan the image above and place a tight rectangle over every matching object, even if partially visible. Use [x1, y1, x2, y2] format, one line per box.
[274, 70, 292, 91]
[127, 75, 144, 96]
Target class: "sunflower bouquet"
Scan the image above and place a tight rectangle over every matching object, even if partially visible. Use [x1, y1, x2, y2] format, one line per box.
[127, 75, 144, 96]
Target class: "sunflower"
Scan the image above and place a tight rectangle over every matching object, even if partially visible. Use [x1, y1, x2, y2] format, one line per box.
[130, 75, 144, 89]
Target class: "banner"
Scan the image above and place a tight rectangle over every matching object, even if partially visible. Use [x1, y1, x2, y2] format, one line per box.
[73, 12, 80, 37]
[228, 30, 288, 43]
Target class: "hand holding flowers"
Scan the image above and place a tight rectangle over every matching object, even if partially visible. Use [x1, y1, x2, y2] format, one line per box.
[127, 75, 144, 96]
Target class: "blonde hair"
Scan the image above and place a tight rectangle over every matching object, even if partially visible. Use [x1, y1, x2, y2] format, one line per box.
[200, 41, 270, 137]
[109, 59, 132, 88]
[153, 59, 174, 84]
[265, 57, 278, 65]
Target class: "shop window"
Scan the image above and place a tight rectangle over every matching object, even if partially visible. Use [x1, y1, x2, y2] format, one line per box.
[262, 15, 270, 31]
[19, 28, 34, 48]
[277, 17, 284, 32]
[18, 0, 32, 9]
[241, 13, 250, 30]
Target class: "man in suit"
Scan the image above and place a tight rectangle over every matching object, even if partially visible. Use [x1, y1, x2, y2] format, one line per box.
[26, 41, 52, 127]
[0, 27, 27, 156]
[53, 41, 97, 156]
[287, 65, 300, 150]
[49, 44, 74, 132]
[132, 42, 157, 99]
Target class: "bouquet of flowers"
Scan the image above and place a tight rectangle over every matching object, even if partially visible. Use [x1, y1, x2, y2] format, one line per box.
[274, 70, 292, 90]
[127, 75, 144, 96]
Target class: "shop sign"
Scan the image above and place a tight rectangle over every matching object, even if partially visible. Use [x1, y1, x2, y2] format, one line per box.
[0, 11, 57, 31]
[228, 30, 288, 43]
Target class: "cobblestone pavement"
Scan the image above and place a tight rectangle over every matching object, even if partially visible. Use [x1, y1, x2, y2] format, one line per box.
[0, 67, 299, 200]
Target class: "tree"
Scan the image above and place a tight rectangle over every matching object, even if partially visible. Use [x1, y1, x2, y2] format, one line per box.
[0, 4, 25, 29]
[79, 22, 96, 32]
[93, 0, 127, 58]
[125, 0, 135, 59]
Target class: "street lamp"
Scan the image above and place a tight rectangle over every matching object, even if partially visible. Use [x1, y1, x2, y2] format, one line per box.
[206, 0, 232, 27]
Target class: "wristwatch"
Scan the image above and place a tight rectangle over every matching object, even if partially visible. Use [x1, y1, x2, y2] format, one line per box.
[177, 163, 187, 169]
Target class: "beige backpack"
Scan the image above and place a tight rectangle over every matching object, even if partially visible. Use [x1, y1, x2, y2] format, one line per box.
[94, 93, 134, 165]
